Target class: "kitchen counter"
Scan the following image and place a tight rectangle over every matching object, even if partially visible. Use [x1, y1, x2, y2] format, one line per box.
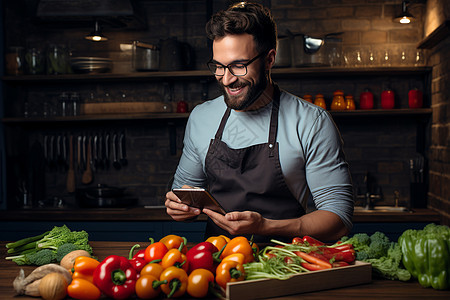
[1, 241, 449, 299]
[0, 207, 441, 223]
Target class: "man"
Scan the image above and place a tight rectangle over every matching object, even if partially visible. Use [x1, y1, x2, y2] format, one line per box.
[165, 2, 354, 243]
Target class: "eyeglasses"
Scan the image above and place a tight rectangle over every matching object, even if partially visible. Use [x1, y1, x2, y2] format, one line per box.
[207, 52, 266, 76]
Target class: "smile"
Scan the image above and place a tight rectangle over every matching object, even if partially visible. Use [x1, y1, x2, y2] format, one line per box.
[226, 85, 247, 96]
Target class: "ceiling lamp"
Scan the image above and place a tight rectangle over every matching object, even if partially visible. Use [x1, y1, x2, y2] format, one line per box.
[394, 1, 415, 24]
[85, 21, 108, 42]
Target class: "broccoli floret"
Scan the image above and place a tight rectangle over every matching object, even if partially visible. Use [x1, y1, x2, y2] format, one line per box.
[338, 233, 371, 252]
[28, 249, 56, 266]
[36, 225, 92, 255]
[11, 249, 56, 266]
[366, 242, 411, 282]
[56, 243, 79, 262]
[367, 231, 392, 259]
[356, 250, 370, 261]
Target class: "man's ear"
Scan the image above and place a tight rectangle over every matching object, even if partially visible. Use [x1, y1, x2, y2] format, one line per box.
[266, 49, 277, 70]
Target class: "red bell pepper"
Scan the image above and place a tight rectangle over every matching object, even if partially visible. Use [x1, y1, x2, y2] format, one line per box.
[318, 247, 356, 263]
[93, 255, 138, 300]
[128, 244, 147, 273]
[302, 236, 325, 246]
[186, 241, 220, 274]
[144, 238, 168, 263]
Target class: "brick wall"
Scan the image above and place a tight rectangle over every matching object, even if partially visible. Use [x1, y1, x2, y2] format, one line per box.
[424, 0, 450, 225]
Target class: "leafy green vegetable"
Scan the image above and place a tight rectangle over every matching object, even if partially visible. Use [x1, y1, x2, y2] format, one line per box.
[366, 243, 411, 281]
[4, 225, 93, 266]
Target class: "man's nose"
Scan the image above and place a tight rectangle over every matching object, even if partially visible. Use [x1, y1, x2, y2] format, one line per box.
[220, 68, 238, 86]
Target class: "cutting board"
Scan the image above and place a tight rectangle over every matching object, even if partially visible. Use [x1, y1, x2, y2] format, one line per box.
[81, 102, 173, 114]
[226, 261, 372, 299]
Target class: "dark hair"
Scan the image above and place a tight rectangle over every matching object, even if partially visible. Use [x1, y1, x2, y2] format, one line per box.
[205, 1, 277, 53]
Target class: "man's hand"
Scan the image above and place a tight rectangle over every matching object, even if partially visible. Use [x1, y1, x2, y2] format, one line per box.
[165, 185, 201, 221]
[203, 208, 265, 236]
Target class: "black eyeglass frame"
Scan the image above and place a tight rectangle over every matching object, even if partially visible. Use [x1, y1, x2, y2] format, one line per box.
[207, 52, 267, 77]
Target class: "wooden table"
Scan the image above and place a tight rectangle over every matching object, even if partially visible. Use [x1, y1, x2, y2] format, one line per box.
[1, 241, 449, 299]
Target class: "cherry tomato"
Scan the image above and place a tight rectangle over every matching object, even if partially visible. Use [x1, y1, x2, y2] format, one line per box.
[135, 274, 163, 299]
[144, 241, 168, 263]
[140, 263, 164, 278]
[187, 269, 214, 298]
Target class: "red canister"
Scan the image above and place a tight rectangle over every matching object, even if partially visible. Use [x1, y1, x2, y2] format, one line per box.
[381, 90, 395, 109]
[176, 100, 188, 113]
[359, 90, 374, 109]
[408, 89, 423, 108]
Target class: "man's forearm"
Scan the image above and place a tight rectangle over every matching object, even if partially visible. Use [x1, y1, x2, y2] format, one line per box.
[262, 210, 349, 242]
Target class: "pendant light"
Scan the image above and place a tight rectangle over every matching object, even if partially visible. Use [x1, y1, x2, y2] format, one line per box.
[85, 20, 108, 42]
[394, 1, 415, 24]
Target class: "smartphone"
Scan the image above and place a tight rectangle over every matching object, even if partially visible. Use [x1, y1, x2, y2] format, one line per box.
[172, 188, 226, 215]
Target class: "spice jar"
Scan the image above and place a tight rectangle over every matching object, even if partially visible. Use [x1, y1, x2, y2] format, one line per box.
[47, 45, 68, 75]
[314, 94, 326, 109]
[25, 48, 45, 75]
[408, 88, 423, 109]
[345, 95, 356, 110]
[303, 94, 313, 103]
[331, 90, 345, 110]
[5, 47, 24, 75]
[381, 89, 395, 109]
[359, 89, 374, 109]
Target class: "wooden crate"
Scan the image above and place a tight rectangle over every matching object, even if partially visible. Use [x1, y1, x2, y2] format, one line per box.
[226, 261, 372, 299]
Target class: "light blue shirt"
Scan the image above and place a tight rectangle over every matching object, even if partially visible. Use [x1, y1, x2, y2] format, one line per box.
[173, 89, 354, 230]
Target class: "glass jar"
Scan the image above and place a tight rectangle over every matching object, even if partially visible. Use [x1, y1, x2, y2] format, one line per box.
[345, 95, 356, 110]
[25, 48, 45, 75]
[70, 92, 81, 116]
[47, 45, 68, 75]
[331, 90, 345, 110]
[360, 89, 374, 109]
[303, 94, 313, 103]
[314, 94, 326, 109]
[5, 46, 24, 75]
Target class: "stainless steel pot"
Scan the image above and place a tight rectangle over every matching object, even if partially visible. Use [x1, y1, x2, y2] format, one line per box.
[132, 41, 159, 71]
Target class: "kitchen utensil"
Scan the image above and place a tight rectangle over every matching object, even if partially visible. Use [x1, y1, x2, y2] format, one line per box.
[77, 135, 82, 173]
[93, 135, 98, 171]
[105, 133, 110, 170]
[66, 135, 76, 193]
[119, 132, 127, 166]
[112, 133, 121, 170]
[70, 57, 112, 73]
[81, 136, 93, 184]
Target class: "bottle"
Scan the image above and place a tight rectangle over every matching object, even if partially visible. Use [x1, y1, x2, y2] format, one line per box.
[5, 46, 24, 75]
[25, 48, 45, 75]
[331, 90, 346, 110]
[408, 88, 423, 109]
[303, 94, 313, 103]
[59, 92, 69, 116]
[359, 89, 374, 110]
[345, 95, 356, 110]
[70, 92, 80, 116]
[381, 89, 395, 109]
[314, 94, 326, 109]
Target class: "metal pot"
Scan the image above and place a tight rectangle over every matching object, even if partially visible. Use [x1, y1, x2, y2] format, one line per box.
[76, 184, 135, 208]
[274, 36, 292, 67]
[132, 41, 159, 71]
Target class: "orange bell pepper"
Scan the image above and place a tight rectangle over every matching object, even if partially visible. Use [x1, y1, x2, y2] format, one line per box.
[205, 235, 228, 252]
[160, 266, 188, 298]
[67, 278, 101, 300]
[221, 253, 245, 265]
[220, 236, 254, 263]
[72, 256, 100, 283]
[215, 260, 245, 289]
[160, 234, 188, 254]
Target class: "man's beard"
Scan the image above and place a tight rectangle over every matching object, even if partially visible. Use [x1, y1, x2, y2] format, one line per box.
[219, 70, 268, 111]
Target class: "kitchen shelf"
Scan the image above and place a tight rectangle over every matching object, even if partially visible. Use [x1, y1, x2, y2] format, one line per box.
[1, 66, 431, 83]
[1, 109, 431, 124]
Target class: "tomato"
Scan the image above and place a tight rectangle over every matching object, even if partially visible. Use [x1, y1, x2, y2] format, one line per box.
[144, 241, 168, 263]
[140, 262, 164, 278]
[187, 269, 214, 298]
[160, 234, 187, 254]
[135, 274, 163, 299]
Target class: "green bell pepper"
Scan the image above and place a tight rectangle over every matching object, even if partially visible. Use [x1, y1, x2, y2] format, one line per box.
[398, 223, 450, 290]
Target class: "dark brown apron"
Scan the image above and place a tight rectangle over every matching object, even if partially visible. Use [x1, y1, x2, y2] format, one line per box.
[204, 85, 305, 243]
